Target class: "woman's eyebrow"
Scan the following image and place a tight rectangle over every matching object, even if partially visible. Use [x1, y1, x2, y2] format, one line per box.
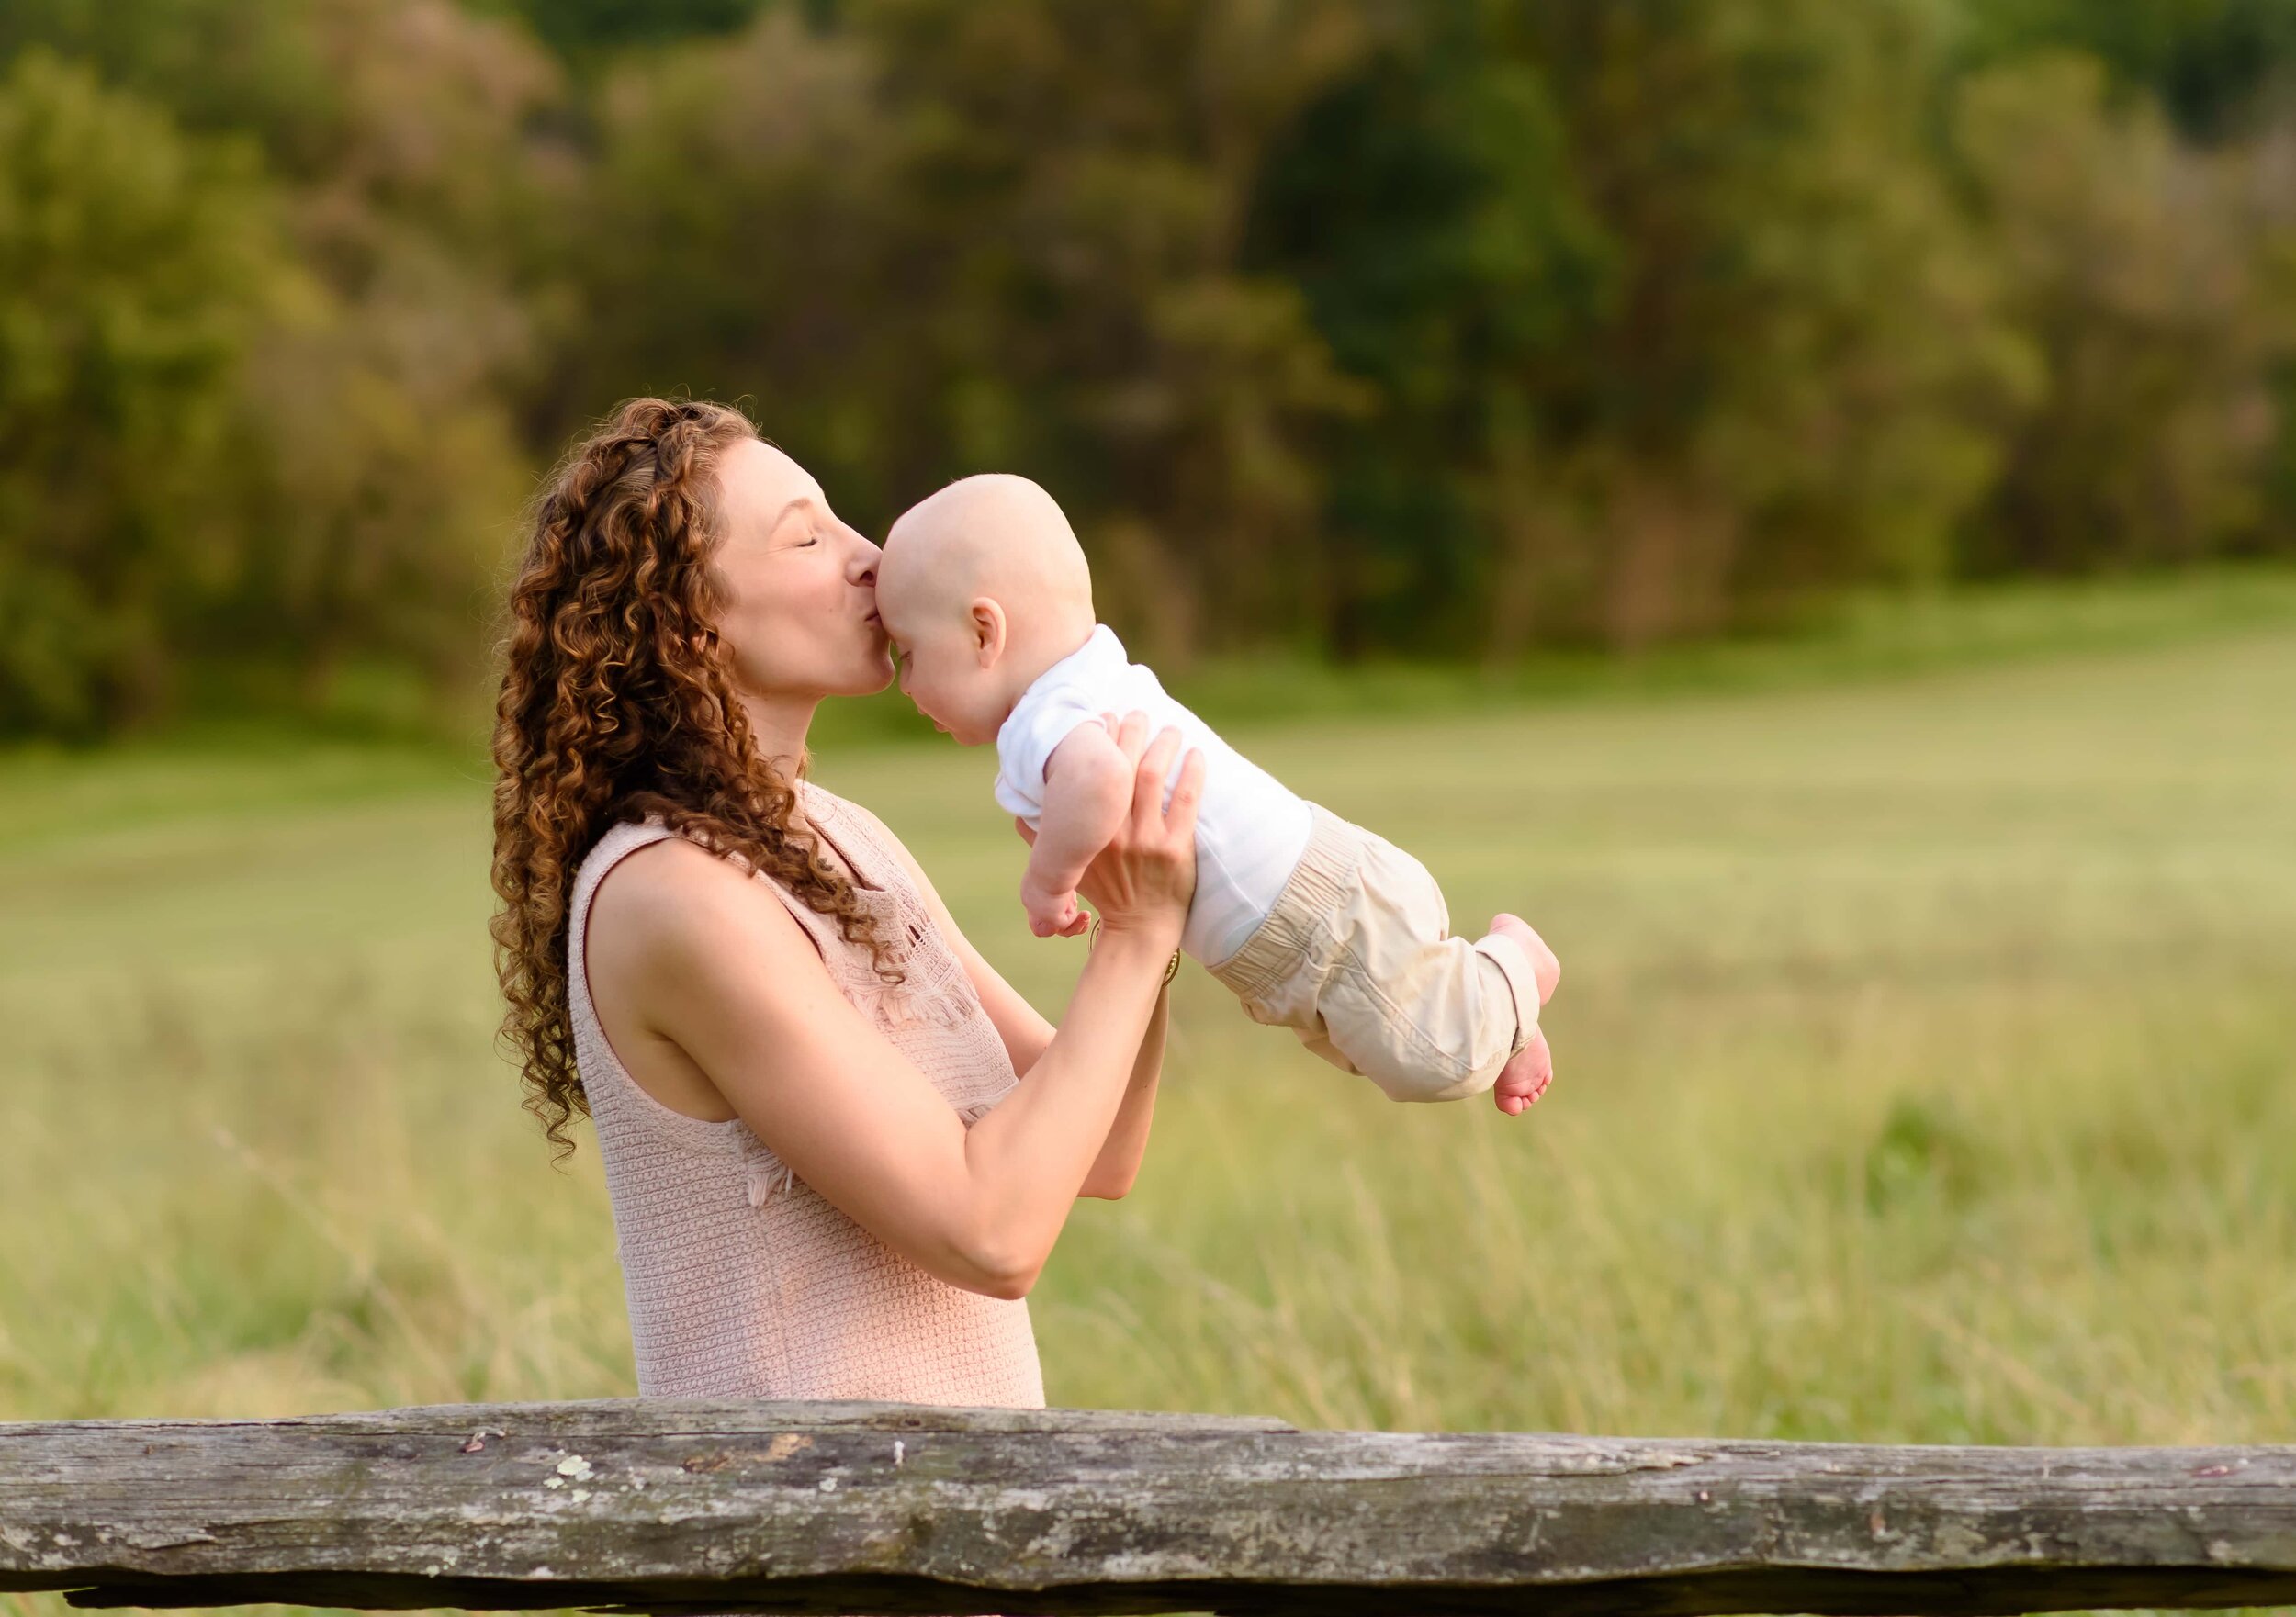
[767, 493, 820, 537]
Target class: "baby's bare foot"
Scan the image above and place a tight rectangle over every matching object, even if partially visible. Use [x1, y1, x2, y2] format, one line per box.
[1485, 914, 1559, 1117]
[1492, 1028, 1553, 1117]
[1487, 912, 1560, 1003]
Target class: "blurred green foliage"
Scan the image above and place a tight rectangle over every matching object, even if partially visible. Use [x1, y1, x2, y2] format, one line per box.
[1962, 0, 2296, 136]
[501, 0, 775, 56]
[4, 0, 2296, 735]
[0, 51, 286, 734]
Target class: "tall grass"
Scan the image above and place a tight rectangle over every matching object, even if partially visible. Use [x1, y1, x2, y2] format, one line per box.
[4, 608, 2293, 1617]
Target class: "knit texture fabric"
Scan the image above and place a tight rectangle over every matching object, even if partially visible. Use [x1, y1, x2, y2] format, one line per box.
[567, 782, 1046, 1409]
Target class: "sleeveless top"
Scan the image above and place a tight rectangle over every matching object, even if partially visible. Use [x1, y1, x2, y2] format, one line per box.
[565, 781, 1046, 1408]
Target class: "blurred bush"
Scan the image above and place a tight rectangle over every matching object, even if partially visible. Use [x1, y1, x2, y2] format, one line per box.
[1251, 1, 2036, 652]
[3, 0, 2295, 736]
[0, 50, 291, 733]
[1954, 51, 2296, 573]
[0, 0, 552, 735]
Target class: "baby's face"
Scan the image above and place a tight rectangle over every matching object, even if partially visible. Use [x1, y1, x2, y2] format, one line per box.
[875, 564, 1008, 747]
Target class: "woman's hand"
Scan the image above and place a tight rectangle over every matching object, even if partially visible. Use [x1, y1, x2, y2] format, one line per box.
[1019, 712, 1201, 950]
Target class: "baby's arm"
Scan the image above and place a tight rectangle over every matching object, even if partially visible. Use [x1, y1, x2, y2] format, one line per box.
[1020, 721, 1134, 937]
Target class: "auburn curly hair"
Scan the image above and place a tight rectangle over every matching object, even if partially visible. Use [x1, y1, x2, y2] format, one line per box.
[490, 397, 895, 1159]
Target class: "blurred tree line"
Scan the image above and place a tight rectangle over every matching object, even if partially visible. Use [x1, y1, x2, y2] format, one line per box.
[4, 0, 2294, 734]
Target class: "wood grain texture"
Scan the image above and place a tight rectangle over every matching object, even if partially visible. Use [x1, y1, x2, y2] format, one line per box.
[4, 1398, 2294, 1614]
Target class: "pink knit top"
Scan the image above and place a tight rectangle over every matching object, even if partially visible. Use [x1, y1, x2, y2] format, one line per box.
[566, 782, 1046, 1408]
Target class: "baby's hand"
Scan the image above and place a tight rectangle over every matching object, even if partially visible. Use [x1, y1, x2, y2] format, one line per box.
[1021, 875, 1091, 938]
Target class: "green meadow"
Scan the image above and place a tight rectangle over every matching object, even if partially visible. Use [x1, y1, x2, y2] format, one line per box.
[4, 580, 2295, 1617]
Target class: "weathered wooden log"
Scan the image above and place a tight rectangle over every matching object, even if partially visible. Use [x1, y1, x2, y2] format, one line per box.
[4, 1398, 2294, 1615]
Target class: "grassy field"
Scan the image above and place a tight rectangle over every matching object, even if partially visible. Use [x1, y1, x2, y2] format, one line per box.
[4, 592, 2294, 1617]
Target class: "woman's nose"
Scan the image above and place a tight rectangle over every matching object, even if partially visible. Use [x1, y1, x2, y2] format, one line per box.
[848, 531, 883, 587]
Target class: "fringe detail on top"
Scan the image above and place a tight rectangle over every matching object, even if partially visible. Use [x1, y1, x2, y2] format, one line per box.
[838, 881, 978, 1034]
[740, 1130, 799, 1209]
[840, 965, 975, 1033]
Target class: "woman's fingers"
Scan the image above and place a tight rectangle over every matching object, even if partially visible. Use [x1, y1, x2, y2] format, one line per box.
[1131, 725, 1185, 827]
[1163, 745, 1206, 846]
[1066, 721, 1197, 937]
[1111, 710, 1152, 767]
[1014, 816, 1037, 848]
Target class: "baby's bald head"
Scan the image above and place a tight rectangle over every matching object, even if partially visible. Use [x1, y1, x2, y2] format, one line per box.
[882, 474, 1092, 627]
[875, 474, 1098, 742]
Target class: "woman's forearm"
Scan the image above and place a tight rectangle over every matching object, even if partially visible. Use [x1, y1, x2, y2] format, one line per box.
[1080, 981, 1166, 1198]
[956, 926, 1174, 1291]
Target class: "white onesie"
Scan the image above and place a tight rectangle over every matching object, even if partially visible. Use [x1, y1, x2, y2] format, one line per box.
[994, 625, 1312, 967]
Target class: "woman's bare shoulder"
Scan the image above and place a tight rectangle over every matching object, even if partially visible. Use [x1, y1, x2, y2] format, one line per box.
[581, 829, 880, 1129]
[587, 834, 816, 991]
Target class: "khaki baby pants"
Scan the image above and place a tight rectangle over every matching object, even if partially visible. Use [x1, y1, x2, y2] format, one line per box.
[1207, 804, 1538, 1103]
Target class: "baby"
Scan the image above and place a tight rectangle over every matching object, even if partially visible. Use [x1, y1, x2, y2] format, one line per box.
[874, 474, 1557, 1112]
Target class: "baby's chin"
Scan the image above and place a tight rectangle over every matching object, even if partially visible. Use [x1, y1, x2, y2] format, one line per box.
[932, 713, 993, 746]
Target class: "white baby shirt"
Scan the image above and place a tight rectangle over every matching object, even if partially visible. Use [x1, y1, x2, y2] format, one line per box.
[995, 625, 1314, 967]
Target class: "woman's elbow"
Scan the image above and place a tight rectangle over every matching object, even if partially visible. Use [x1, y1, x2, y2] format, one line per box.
[969, 1254, 1042, 1301]
[949, 1229, 1045, 1300]
[1077, 1169, 1136, 1201]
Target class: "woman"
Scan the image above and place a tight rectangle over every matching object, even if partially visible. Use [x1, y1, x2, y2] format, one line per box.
[490, 397, 1200, 1405]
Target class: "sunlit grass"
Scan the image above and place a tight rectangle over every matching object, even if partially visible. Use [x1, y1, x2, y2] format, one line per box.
[4, 613, 2294, 1617]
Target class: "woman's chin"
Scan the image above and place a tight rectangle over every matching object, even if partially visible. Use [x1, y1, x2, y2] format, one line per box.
[831, 652, 896, 699]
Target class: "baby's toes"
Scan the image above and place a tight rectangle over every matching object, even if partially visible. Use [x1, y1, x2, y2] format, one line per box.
[1491, 1038, 1553, 1113]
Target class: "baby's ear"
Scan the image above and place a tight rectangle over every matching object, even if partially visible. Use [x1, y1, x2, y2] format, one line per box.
[970, 598, 1008, 666]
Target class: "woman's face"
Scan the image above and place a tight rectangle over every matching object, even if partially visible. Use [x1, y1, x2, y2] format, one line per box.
[707, 439, 892, 701]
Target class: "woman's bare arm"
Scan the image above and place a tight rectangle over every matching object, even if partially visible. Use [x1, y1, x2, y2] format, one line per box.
[586, 730, 1202, 1297]
[859, 838, 1166, 1200]
[1085, 977, 1166, 1198]
[841, 802, 1163, 1200]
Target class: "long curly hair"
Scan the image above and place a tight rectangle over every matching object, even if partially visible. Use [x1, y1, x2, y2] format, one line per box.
[490, 397, 895, 1159]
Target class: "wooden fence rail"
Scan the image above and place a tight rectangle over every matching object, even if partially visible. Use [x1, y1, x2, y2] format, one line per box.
[5, 1398, 2295, 1615]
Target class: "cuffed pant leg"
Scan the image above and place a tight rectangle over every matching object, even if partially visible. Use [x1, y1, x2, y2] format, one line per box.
[1210, 806, 1533, 1103]
[1472, 931, 1540, 1055]
[1311, 833, 1528, 1104]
